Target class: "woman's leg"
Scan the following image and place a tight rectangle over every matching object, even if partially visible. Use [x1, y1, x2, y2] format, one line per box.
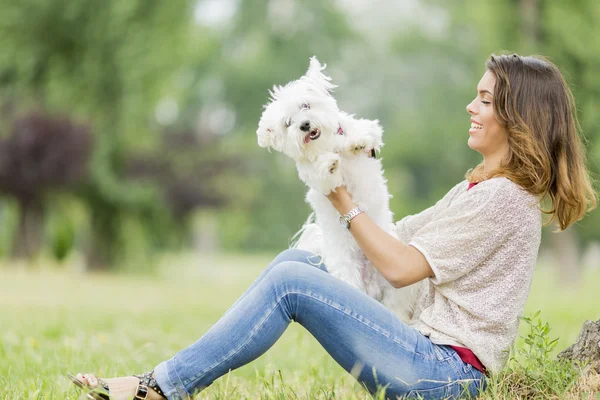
[222, 248, 326, 316]
[154, 258, 486, 399]
[73, 249, 324, 400]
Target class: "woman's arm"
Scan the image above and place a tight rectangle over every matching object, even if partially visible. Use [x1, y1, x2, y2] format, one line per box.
[327, 186, 433, 288]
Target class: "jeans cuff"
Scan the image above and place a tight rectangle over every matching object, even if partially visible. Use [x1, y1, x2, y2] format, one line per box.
[154, 358, 190, 400]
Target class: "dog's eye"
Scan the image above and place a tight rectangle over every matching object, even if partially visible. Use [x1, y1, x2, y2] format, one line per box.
[284, 117, 292, 128]
[301, 103, 310, 110]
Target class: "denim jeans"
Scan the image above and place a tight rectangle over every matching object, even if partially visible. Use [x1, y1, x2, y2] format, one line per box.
[154, 249, 486, 399]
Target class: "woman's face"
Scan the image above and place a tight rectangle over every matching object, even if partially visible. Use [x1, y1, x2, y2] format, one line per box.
[466, 70, 509, 160]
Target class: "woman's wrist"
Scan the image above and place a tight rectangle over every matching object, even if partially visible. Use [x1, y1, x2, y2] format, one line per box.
[337, 199, 357, 215]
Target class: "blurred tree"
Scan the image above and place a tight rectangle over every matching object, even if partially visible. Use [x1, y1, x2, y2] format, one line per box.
[0, 0, 597, 262]
[190, 0, 362, 250]
[537, 0, 600, 282]
[0, 111, 91, 259]
[540, 0, 600, 243]
[0, 0, 202, 268]
[125, 128, 244, 244]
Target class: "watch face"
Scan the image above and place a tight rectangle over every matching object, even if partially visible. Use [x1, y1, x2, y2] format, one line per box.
[339, 216, 348, 228]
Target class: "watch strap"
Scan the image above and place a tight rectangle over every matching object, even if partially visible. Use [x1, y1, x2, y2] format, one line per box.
[340, 206, 364, 229]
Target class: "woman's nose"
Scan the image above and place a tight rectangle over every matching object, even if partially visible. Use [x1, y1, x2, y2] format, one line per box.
[466, 99, 477, 115]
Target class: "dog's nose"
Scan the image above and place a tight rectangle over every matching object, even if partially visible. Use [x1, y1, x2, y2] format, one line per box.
[299, 121, 311, 132]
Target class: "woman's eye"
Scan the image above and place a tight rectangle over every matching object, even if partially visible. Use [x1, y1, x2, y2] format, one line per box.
[301, 103, 310, 110]
[285, 118, 292, 127]
[481, 101, 491, 105]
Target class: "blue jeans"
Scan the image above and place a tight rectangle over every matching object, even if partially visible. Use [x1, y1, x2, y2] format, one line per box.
[154, 249, 486, 399]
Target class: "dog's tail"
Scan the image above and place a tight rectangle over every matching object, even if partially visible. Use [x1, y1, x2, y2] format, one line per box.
[289, 212, 315, 248]
[289, 212, 323, 254]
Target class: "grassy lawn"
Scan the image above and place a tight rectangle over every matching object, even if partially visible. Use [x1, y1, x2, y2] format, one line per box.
[1, 252, 599, 399]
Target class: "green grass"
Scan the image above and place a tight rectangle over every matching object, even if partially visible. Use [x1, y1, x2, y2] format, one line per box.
[1, 253, 599, 399]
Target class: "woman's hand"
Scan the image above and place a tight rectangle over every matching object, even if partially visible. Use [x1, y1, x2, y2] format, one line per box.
[325, 185, 433, 288]
[326, 186, 356, 215]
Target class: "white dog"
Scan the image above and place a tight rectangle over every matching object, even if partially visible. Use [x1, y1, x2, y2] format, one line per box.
[256, 57, 418, 321]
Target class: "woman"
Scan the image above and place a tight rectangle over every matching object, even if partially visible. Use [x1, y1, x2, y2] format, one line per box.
[71, 54, 596, 399]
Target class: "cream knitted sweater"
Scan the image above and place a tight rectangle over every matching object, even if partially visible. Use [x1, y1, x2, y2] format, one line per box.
[394, 177, 541, 374]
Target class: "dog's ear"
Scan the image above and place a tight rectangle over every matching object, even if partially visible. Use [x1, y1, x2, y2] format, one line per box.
[256, 124, 275, 151]
[303, 56, 337, 94]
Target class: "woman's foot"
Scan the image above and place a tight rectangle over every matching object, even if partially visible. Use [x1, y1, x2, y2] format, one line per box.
[73, 373, 165, 400]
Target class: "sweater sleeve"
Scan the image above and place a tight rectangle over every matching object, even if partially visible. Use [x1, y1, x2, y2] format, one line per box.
[408, 183, 512, 285]
[394, 181, 467, 244]
[394, 204, 437, 244]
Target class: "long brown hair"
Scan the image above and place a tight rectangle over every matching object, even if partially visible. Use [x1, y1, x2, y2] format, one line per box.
[466, 53, 597, 230]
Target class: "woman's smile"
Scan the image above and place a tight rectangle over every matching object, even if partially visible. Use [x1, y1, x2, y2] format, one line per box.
[469, 119, 483, 134]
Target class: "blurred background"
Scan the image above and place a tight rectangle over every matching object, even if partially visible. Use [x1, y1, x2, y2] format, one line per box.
[0, 0, 598, 282]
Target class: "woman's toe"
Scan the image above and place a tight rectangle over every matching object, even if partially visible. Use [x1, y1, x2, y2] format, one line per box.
[86, 374, 99, 388]
[76, 373, 99, 388]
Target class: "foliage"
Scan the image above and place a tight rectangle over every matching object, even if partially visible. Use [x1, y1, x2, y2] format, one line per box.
[46, 203, 77, 262]
[539, 0, 600, 243]
[0, 0, 599, 265]
[191, 0, 362, 251]
[0, 111, 91, 258]
[0, 111, 91, 199]
[482, 310, 600, 399]
[0, 0, 201, 267]
[510, 311, 580, 397]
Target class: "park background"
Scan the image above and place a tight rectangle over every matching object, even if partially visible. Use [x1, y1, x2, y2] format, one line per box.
[0, 0, 599, 398]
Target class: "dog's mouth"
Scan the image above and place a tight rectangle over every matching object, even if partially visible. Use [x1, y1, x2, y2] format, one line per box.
[303, 128, 321, 144]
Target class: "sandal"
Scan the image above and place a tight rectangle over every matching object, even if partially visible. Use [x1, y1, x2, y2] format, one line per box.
[68, 371, 167, 400]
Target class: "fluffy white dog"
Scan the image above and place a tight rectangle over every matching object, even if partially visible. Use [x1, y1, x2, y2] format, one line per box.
[256, 57, 418, 321]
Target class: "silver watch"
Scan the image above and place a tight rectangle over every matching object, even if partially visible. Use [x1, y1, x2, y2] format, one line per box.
[339, 206, 364, 229]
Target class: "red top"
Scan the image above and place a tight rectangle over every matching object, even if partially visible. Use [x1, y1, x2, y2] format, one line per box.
[449, 345, 487, 374]
[448, 181, 488, 375]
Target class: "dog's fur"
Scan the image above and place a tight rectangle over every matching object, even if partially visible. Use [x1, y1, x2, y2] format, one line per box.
[256, 57, 418, 321]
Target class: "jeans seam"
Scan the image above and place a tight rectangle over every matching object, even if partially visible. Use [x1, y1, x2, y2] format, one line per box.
[447, 354, 482, 397]
[168, 358, 191, 398]
[295, 290, 432, 359]
[448, 354, 464, 378]
[182, 289, 291, 387]
[432, 344, 452, 361]
[180, 287, 433, 389]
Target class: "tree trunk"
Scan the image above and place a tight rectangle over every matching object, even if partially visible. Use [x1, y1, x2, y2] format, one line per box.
[83, 210, 119, 271]
[12, 197, 44, 260]
[84, 228, 112, 271]
[558, 320, 600, 373]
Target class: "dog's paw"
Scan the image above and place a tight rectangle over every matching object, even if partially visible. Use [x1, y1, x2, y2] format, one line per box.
[348, 138, 371, 155]
[327, 157, 344, 191]
[328, 158, 339, 174]
[301, 153, 344, 195]
[317, 153, 342, 176]
[346, 119, 383, 155]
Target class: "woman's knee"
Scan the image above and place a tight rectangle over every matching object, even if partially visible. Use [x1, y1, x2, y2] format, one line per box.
[266, 260, 324, 289]
[270, 248, 326, 271]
